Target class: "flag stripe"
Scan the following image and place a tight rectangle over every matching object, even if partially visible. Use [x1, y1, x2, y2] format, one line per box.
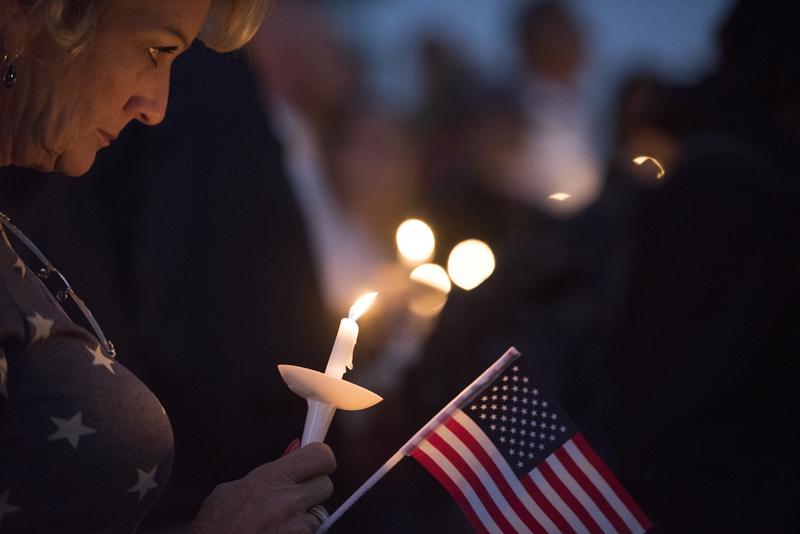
[562, 442, 644, 534]
[539, 461, 602, 533]
[428, 430, 522, 533]
[445, 415, 553, 532]
[521, 474, 577, 534]
[528, 467, 589, 533]
[435, 425, 538, 533]
[415, 439, 499, 533]
[572, 434, 652, 530]
[546, 454, 617, 533]
[556, 446, 631, 534]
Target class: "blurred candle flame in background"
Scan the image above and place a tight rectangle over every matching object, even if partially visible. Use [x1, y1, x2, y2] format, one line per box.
[447, 239, 496, 291]
[396, 219, 436, 264]
[548, 192, 573, 202]
[348, 292, 379, 321]
[633, 155, 666, 178]
[408, 263, 451, 316]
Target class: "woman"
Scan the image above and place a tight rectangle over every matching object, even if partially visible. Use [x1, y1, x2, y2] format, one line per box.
[1, 1, 336, 532]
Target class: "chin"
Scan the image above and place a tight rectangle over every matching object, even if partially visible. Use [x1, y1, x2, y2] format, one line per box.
[55, 149, 99, 177]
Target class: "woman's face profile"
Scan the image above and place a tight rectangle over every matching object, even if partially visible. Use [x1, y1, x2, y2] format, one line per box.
[13, 0, 211, 176]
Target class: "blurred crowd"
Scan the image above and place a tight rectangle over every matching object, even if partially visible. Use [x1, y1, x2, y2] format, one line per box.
[1, 0, 797, 532]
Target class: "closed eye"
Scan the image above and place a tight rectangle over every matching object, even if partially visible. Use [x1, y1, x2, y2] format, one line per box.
[146, 46, 179, 67]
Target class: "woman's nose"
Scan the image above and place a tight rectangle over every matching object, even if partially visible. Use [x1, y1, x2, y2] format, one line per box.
[125, 74, 170, 126]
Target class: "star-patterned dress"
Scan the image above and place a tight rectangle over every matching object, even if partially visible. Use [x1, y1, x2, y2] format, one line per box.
[0, 226, 174, 533]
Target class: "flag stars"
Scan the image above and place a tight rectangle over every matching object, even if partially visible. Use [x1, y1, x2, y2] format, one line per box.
[539, 444, 545, 450]
[501, 405, 507, 412]
[470, 405, 477, 411]
[501, 416, 507, 422]
[509, 438, 516, 445]
[521, 398, 528, 405]
[479, 413, 487, 420]
[491, 395, 497, 401]
[518, 461, 524, 468]
[490, 414, 497, 421]
[532, 399, 539, 406]
[512, 366, 519, 372]
[502, 376, 508, 382]
[500, 426, 507, 433]
[128, 466, 159, 502]
[522, 387, 529, 394]
[511, 407, 518, 413]
[512, 375, 519, 382]
[481, 396, 488, 402]
[522, 377, 529, 384]
[542, 401, 549, 408]
[559, 426, 566, 433]
[27, 312, 54, 344]
[510, 417, 517, 424]
[551, 413, 558, 420]
[550, 424, 557, 431]
[502, 394, 508, 401]
[510, 428, 517, 435]
[502, 385, 509, 391]
[509, 449, 516, 456]
[550, 435, 556, 441]
[528, 452, 535, 459]
[521, 419, 528, 426]
[490, 424, 497, 431]
[480, 404, 487, 411]
[499, 436, 506, 443]
[492, 386, 498, 392]
[512, 386, 519, 392]
[86, 344, 114, 374]
[48, 411, 96, 449]
[533, 389, 539, 395]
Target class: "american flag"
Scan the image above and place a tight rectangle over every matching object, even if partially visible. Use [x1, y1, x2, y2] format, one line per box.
[409, 357, 652, 534]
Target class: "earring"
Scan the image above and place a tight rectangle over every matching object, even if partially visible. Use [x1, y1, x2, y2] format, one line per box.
[1, 53, 18, 89]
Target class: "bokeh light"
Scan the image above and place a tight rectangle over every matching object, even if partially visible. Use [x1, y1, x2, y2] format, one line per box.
[396, 219, 435, 264]
[447, 240, 495, 291]
[408, 263, 451, 316]
[548, 192, 573, 202]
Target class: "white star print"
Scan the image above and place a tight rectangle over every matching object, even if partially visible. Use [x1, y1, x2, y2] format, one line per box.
[128, 466, 159, 502]
[27, 312, 54, 344]
[86, 344, 115, 374]
[512, 366, 519, 372]
[48, 411, 96, 449]
[560, 426, 567, 433]
[13, 257, 26, 277]
[479, 413, 487, 420]
[517, 461, 523, 468]
[0, 491, 21, 526]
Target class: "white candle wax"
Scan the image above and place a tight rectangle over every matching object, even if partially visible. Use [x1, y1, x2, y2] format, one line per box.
[324, 318, 359, 379]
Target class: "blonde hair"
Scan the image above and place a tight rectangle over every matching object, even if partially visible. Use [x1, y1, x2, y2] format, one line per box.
[15, 0, 269, 54]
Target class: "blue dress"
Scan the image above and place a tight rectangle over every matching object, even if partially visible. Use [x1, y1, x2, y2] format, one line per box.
[0, 225, 174, 533]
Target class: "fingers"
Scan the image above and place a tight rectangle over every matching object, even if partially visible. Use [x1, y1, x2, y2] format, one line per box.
[279, 442, 337, 483]
[296, 475, 334, 510]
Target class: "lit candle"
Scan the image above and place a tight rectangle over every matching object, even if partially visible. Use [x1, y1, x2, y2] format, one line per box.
[324, 292, 378, 378]
[279, 291, 381, 446]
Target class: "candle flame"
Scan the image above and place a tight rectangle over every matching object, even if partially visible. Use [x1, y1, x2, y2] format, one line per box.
[548, 192, 572, 202]
[349, 292, 378, 321]
[633, 155, 665, 178]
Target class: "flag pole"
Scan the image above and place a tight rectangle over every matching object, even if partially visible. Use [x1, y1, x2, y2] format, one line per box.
[316, 347, 521, 533]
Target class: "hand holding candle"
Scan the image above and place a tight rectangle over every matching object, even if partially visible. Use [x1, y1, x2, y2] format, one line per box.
[279, 292, 382, 447]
